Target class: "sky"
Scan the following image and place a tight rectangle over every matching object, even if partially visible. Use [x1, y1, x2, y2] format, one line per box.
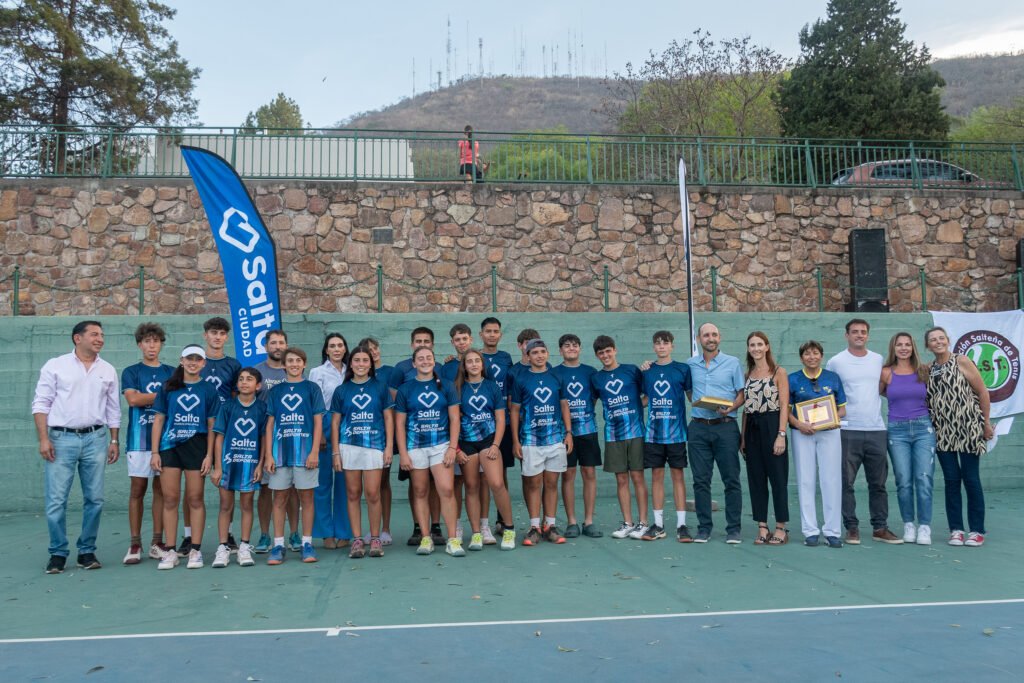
[162, 0, 1024, 129]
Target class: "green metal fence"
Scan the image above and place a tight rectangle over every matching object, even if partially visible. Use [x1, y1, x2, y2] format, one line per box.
[2, 125, 1022, 191]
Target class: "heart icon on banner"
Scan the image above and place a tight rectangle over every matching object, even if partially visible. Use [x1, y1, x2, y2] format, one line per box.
[468, 395, 488, 412]
[352, 393, 372, 410]
[419, 392, 439, 408]
[533, 386, 553, 403]
[566, 382, 584, 398]
[177, 394, 200, 412]
[653, 380, 671, 397]
[281, 393, 303, 411]
[604, 378, 624, 395]
[234, 418, 256, 437]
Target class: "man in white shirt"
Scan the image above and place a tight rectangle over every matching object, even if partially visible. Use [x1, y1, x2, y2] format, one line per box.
[825, 319, 901, 545]
[32, 320, 122, 574]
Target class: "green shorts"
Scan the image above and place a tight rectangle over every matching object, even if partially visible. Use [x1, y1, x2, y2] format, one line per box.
[603, 436, 644, 473]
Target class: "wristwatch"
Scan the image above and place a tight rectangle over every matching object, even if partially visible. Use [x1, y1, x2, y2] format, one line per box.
[110, 439, 119, 445]
[777, 432, 786, 438]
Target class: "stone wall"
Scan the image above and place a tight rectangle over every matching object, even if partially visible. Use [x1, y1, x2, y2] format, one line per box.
[1, 180, 1021, 315]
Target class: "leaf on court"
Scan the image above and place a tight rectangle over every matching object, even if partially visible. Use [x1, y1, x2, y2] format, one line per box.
[246, 677, 262, 681]
[647, 640, 660, 646]
[345, 632, 360, 638]
[613, 572, 638, 580]
[81, 604, 92, 609]
[251, 613, 269, 619]
[557, 645, 578, 652]
[983, 628, 995, 637]
[701, 624, 722, 629]
[471, 595, 481, 600]
[410, 607, 416, 612]
[85, 666, 104, 675]
[345, 621, 356, 626]
[949, 624, 961, 628]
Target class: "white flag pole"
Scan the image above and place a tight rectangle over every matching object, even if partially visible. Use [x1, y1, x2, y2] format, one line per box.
[679, 158, 698, 356]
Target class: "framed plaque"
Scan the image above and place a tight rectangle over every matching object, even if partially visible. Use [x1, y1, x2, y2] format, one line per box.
[794, 394, 839, 431]
[693, 396, 733, 412]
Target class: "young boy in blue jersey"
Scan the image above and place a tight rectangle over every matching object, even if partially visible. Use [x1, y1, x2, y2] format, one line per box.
[553, 334, 603, 539]
[511, 339, 573, 546]
[591, 335, 650, 540]
[151, 345, 221, 570]
[199, 316, 243, 554]
[641, 331, 693, 542]
[262, 347, 325, 565]
[211, 367, 267, 568]
[121, 322, 175, 564]
[480, 317, 515, 539]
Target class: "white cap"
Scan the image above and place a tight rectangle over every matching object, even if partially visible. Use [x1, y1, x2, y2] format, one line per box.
[181, 344, 206, 359]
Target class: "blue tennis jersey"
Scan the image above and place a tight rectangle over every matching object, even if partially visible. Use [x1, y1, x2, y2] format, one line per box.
[201, 355, 242, 403]
[788, 368, 847, 410]
[331, 377, 391, 451]
[394, 378, 460, 450]
[552, 363, 598, 436]
[643, 361, 693, 444]
[482, 350, 514, 396]
[213, 397, 268, 492]
[388, 357, 443, 392]
[152, 380, 221, 451]
[591, 364, 645, 442]
[510, 368, 566, 447]
[267, 379, 325, 467]
[458, 378, 504, 441]
[121, 361, 174, 452]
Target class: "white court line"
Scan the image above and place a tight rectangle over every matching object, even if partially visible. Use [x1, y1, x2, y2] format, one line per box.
[2, 598, 1022, 645]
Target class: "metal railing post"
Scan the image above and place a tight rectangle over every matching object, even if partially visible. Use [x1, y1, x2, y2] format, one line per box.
[585, 135, 593, 184]
[695, 137, 707, 185]
[711, 266, 718, 312]
[1017, 268, 1023, 310]
[352, 131, 359, 181]
[376, 264, 384, 313]
[101, 130, 114, 178]
[816, 267, 824, 312]
[138, 266, 145, 314]
[1012, 144, 1023, 193]
[603, 266, 609, 312]
[12, 265, 20, 316]
[804, 139, 817, 188]
[491, 265, 497, 312]
[919, 267, 927, 312]
[909, 142, 921, 191]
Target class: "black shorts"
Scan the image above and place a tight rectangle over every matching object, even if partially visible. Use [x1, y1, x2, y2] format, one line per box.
[643, 441, 688, 469]
[567, 432, 602, 468]
[459, 433, 496, 455]
[159, 434, 208, 471]
[498, 429, 515, 468]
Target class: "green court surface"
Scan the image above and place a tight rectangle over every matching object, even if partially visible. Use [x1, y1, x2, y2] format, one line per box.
[3, 492, 1022, 642]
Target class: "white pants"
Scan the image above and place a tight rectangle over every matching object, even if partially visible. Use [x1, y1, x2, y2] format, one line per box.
[792, 429, 843, 539]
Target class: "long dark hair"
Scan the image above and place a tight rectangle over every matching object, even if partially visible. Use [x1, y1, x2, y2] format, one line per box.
[413, 346, 442, 391]
[455, 348, 489, 393]
[745, 331, 777, 376]
[166, 347, 203, 392]
[344, 345, 377, 382]
[321, 332, 350, 366]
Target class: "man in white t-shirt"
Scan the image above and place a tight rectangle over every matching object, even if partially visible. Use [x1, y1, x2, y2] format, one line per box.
[825, 319, 901, 545]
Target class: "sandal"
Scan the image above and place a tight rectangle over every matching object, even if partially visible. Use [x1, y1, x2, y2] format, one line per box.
[754, 523, 770, 545]
[768, 527, 789, 545]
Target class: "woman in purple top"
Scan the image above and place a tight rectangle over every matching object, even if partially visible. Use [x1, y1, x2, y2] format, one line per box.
[879, 332, 935, 545]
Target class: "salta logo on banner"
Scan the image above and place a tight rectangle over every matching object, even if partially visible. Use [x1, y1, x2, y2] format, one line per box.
[954, 329, 1021, 403]
[219, 206, 277, 362]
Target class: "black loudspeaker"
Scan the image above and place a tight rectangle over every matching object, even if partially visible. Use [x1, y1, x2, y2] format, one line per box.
[1016, 238, 1024, 269]
[847, 228, 889, 312]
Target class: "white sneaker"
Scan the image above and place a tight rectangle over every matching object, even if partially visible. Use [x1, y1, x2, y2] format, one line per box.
[500, 529, 516, 550]
[611, 522, 634, 539]
[212, 544, 230, 568]
[122, 545, 142, 565]
[916, 525, 932, 545]
[481, 525, 497, 545]
[445, 538, 466, 557]
[903, 522, 916, 544]
[148, 544, 165, 560]
[237, 542, 255, 566]
[186, 549, 204, 569]
[157, 549, 179, 570]
[628, 523, 648, 540]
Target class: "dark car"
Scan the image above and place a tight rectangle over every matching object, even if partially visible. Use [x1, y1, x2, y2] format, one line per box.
[831, 159, 983, 186]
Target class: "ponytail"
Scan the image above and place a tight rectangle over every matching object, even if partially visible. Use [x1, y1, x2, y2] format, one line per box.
[165, 364, 186, 393]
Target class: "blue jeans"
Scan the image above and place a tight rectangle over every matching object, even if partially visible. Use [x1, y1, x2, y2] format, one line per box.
[44, 428, 107, 557]
[313, 447, 351, 540]
[887, 416, 935, 526]
[936, 450, 985, 534]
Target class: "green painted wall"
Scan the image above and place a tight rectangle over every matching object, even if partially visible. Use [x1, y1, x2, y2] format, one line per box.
[3, 312, 1020, 513]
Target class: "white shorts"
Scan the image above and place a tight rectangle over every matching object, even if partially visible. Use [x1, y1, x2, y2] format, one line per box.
[127, 450, 155, 478]
[522, 443, 568, 477]
[267, 465, 319, 490]
[408, 443, 448, 470]
[342, 444, 384, 471]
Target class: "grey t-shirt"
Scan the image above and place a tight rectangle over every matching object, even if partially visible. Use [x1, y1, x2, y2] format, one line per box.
[254, 361, 288, 403]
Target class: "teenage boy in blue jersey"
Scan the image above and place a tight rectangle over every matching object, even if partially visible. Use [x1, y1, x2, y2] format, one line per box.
[591, 335, 650, 540]
[121, 322, 175, 564]
[440, 323, 474, 382]
[479, 317, 514, 540]
[511, 339, 573, 546]
[641, 331, 693, 542]
[553, 334, 603, 539]
[263, 347, 325, 565]
[199, 316, 242, 552]
[389, 327, 444, 547]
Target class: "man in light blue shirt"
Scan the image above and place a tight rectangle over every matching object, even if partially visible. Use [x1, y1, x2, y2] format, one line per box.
[685, 323, 745, 544]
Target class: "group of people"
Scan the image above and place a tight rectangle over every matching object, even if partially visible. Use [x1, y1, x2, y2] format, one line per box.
[32, 315, 993, 575]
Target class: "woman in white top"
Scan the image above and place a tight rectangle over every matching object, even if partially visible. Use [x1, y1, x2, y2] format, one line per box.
[309, 333, 352, 549]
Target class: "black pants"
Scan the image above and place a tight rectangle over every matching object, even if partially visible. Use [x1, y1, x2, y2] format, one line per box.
[744, 411, 789, 524]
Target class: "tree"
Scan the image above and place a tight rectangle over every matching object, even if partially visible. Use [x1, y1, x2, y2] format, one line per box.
[0, 0, 199, 171]
[241, 93, 304, 133]
[951, 98, 1024, 143]
[776, 0, 948, 141]
[601, 31, 789, 138]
